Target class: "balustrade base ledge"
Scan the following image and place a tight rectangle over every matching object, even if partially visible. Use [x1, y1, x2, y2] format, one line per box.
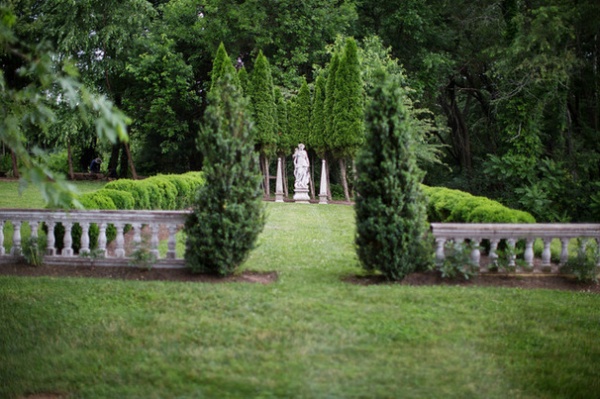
[0, 256, 186, 269]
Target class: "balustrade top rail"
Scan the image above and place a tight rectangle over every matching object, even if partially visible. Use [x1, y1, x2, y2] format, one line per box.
[431, 223, 600, 239]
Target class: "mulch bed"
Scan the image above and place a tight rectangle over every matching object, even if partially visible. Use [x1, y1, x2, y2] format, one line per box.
[345, 270, 600, 293]
[1, 262, 598, 292]
[0, 263, 278, 284]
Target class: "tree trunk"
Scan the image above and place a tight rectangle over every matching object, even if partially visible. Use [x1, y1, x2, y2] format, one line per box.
[282, 157, 288, 198]
[108, 143, 120, 176]
[326, 156, 332, 200]
[262, 155, 270, 199]
[123, 142, 138, 180]
[339, 158, 350, 202]
[10, 150, 19, 178]
[309, 154, 315, 199]
[67, 139, 75, 180]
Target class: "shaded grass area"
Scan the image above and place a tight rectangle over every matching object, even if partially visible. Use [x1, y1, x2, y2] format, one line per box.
[0, 180, 105, 209]
[1, 203, 599, 398]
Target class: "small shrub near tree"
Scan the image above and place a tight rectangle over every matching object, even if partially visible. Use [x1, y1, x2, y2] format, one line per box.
[355, 70, 431, 280]
[185, 73, 265, 276]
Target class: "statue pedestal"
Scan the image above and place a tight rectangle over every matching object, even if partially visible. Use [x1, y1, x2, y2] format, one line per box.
[293, 188, 310, 203]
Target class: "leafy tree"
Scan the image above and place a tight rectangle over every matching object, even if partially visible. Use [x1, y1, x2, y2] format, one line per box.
[355, 70, 430, 280]
[249, 50, 277, 197]
[184, 73, 265, 276]
[0, 4, 129, 207]
[123, 33, 201, 174]
[332, 37, 364, 201]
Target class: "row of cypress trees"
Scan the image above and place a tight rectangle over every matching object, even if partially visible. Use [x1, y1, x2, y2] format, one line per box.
[187, 41, 430, 281]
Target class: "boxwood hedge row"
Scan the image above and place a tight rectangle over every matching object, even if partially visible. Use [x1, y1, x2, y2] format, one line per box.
[422, 185, 536, 223]
[53, 172, 205, 253]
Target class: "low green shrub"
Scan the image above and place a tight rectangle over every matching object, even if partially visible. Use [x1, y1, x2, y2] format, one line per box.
[145, 175, 178, 210]
[422, 185, 535, 223]
[561, 239, 600, 283]
[431, 240, 480, 280]
[96, 189, 135, 210]
[105, 179, 151, 209]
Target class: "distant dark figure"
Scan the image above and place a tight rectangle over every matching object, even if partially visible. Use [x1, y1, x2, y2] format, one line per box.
[89, 157, 102, 174]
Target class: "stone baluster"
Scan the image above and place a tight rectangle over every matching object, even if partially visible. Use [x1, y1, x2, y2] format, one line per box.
[79, 222, 90, 255]
[115, 223, 125, 258]
[167, 224, 177, 259]
[0, 221, 4, 256]
[524, 238, 534, 268]
[541, 238, 552, 272]
[132, 223, 142, 248]
[150, 223, 160, 259]
[30, 221, 39, 253]
[62, 222, 74, 256]
[488, 239, 500, 270]
[435, 237, 446, 266]
[10, 220, 22, 256]
[98, 223, 107, 257]
[470, 238, 481, 269]
[559, 238, 569, 266]
[507, 238, 516, 268]
[46, 221, 56, 255]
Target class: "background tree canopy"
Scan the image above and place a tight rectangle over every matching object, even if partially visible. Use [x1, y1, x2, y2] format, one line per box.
[2, 0, 599, 221]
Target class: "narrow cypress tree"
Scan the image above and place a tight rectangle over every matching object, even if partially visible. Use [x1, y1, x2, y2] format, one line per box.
[250, 50, 277, 197]
[274, 87, 291, 196]
[209, 43, 241, 99]
[323, 54, 339, 148]
[332, 37, 364, 201]
[310, 73, 327, 158]
[289, 77, 312, 147]
[355, 70, 431, 281]
[184, 73, 265, 276]
[238, 66, 250, 95]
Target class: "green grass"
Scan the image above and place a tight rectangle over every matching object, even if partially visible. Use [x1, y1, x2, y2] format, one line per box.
[1, 202, 600, 398]
[0, 180, 105, 209]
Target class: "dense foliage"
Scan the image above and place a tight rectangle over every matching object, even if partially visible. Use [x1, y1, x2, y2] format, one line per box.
[355, 71, 430, 280]
[2, 0, 599, 221]
[185, 74, 265, 275]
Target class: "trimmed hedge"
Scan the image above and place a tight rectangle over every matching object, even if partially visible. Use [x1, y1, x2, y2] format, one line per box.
[422, 185, 536, 223]
[54, 172, 205, 253]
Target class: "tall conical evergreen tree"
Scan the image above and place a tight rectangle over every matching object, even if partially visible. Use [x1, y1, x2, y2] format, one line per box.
[210, 43, 238, 91]
[323, 54, 339, 148]
[332, 37, 364, 201]
[355, 70, 431, 281]
[274, 86, 291, 197]
[249, 50, 277, 197]
[185, 72, 265, 276]
[310, 73, 327, 158]
[289, 77, 312, 148]
[238, 66, 250, 95]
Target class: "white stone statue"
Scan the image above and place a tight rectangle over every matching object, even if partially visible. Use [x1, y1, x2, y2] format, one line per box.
[293, 143, 310, 189]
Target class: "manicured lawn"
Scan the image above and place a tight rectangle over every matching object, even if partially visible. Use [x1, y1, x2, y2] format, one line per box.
[0, 179, 105, 209]
[1, 202, 599, 398]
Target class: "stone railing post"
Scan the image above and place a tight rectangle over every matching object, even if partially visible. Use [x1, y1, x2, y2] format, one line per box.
[98, 223, 107, 257]
[62, 222, 74, 256]
[166, 224, 177, 259]
[10, 221, 22, 256]
[0, 221, 4, 256]
[115, 223, 125, 258]
[46, 221, 56, 255]
[80, 222, 90, 255]
[150, 223, 160, 259]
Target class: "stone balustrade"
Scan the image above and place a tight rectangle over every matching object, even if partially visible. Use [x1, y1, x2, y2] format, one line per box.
[431, 223, 600, 273]
[0, 209, 190, 268]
